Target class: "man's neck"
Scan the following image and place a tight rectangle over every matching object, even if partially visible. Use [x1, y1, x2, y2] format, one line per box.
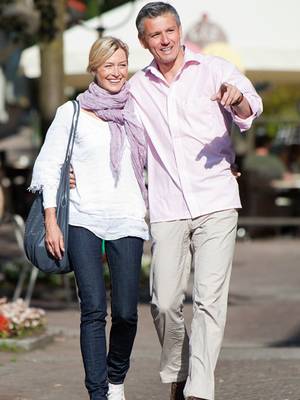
[157, 47, 185, 84]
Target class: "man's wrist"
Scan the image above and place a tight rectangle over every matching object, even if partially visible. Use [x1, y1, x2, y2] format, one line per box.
[231, 92, 244, 107]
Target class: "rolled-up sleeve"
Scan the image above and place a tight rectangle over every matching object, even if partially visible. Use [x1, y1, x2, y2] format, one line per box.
[224, 63, 263, 132]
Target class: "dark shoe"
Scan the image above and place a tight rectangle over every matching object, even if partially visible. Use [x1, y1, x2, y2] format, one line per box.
[186, 397, 204, 400]
[170, 381, 186, 400]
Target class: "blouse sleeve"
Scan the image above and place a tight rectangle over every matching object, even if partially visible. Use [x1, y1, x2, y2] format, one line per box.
[28, 101, 74, 208]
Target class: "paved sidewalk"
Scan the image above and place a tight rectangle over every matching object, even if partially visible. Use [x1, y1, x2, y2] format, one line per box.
[1, 238, 300, 399]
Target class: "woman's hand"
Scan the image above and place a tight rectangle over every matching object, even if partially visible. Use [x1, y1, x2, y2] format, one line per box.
[69, 166, 76, 189]
[44, 208, 65, 260]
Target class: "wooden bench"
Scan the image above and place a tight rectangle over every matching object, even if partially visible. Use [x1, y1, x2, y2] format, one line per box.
[238, 217, 300, 227]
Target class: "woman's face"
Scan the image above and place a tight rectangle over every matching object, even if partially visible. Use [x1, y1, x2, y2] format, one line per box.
[95, 48, 128, 93]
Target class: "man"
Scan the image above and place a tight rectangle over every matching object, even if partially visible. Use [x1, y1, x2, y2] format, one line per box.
[243, 131, 287, 180]
[130, 3, 262, 400]
[242, 131, 288, 237]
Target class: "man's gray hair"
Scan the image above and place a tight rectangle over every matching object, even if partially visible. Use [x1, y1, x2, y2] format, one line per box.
[135, 2, 181, 37]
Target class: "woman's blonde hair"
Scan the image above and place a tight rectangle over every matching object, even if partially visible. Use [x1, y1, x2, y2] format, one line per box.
[87, 36, 129, 74]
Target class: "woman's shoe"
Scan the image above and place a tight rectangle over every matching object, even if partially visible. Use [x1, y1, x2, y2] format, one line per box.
[107, 383, 125, 400]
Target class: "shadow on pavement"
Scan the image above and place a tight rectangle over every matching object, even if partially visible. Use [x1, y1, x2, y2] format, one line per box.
[270, 324, 300, 347]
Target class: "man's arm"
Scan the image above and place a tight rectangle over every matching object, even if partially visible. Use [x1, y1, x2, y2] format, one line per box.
[211, 59, 263, 131]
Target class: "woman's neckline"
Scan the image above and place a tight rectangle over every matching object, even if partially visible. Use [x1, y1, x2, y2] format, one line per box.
[80, 108, 104, 123]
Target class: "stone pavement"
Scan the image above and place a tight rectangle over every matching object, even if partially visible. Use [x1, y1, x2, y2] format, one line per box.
[1, 238, 300, 400]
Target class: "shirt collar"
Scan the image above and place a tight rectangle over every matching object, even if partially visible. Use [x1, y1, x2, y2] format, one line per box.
[144, 46, 203, 80]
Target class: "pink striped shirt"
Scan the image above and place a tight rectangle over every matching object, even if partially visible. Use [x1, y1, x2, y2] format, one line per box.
[129, 48, 263, 223]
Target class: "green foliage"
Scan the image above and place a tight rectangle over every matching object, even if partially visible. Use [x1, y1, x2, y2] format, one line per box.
[86, 0, 102, 18]
[0, 342, 21, 352]
[0, 1, 32, 44]
[101, 0, 133, 13]
[0, 324, 45, 340]
[34, 0, 57, 42]
[262, 84, 300, 122]
[1, 260, 23, 282]
[86, 0, 134, 16]
[0, 1, 132, 47]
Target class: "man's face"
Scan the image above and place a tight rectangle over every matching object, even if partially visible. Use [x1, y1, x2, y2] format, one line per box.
[139, 13, 182, 67]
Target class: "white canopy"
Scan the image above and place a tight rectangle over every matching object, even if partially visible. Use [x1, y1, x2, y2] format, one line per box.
[20, 0, 300, 79]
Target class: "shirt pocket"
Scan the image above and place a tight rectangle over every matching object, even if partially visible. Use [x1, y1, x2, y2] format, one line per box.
[177, 95, 214, 143]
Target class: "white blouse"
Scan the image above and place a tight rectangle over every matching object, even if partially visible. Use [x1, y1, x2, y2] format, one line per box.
[29, 101, 149, 241]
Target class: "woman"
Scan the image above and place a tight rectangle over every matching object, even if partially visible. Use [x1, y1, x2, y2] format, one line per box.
[29, 37, 148, 400]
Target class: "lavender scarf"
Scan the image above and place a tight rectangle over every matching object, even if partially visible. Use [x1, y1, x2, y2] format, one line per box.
[77, 81, 147, 203]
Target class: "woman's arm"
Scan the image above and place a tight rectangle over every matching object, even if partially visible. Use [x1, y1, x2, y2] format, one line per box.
[29, 102, 74, 259]
[29, 101, 74, 208]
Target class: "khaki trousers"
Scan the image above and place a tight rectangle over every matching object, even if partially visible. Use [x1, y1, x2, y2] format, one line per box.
[150, 209, 238, 400]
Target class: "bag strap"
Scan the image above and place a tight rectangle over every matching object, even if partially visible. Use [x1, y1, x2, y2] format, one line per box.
[63, 100, 80, 164]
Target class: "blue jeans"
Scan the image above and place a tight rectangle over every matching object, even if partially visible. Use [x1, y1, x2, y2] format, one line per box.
[68, 226, 143, 400]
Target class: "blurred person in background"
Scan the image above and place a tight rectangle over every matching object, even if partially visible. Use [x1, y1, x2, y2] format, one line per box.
[241, 131, 293, 238]
[243, 130, 289, 181]
[29, 36, 148, 400]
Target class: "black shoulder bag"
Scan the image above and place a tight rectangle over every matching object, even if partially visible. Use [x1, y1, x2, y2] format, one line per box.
[24, 100, 80, 274]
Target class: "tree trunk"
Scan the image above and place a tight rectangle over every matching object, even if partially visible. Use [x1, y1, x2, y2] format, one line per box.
[39, 0, 65, 136]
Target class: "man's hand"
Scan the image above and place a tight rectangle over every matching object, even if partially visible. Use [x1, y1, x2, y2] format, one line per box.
[211, 83, 243, 107]
[231, 164, 241, 179]
[69, 167, 76, 189]
[211, 83, 252, 118]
